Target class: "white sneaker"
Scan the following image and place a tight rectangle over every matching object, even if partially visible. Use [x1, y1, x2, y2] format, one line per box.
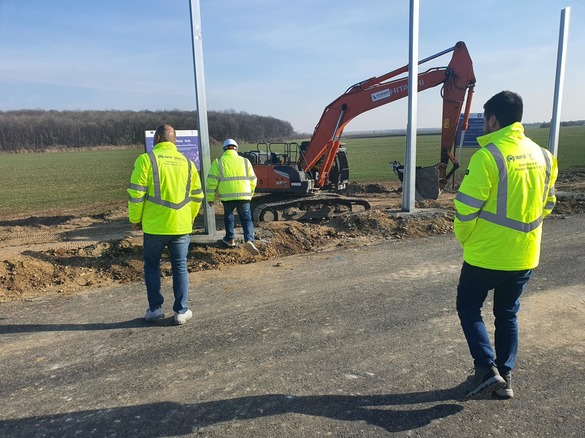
[244, 241, 260, 255]
[173, 309, 193, 325]
[145, 307, 164, 322]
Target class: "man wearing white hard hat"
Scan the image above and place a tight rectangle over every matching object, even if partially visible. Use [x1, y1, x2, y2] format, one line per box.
[206, 138, 259, 255]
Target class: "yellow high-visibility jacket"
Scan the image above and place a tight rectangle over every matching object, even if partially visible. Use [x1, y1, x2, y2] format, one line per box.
[206, 149, 257, 202]
[454, 122, 557, 270]
[127, 141, 204, 235]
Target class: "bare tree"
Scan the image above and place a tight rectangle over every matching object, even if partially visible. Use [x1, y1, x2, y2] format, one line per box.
[0, 110, 296, 152]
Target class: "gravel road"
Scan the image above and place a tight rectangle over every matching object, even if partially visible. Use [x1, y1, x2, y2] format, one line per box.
[1, 214, 584, 437]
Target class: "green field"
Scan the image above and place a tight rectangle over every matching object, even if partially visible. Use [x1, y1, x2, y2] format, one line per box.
[1, 126, 583, 218]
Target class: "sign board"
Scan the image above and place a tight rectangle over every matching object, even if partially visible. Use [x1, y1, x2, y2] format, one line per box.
[144, 130, 200, 170]
[455, 113, 483, 148]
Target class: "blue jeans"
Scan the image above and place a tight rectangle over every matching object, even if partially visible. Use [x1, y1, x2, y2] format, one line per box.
[222, 200, 255, 242]
[456, 262, 532, 374]
[143, 233, 191, 314]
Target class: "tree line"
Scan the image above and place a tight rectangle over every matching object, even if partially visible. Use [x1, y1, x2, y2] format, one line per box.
[0, 109, 296, 152]
[538, 120, 585, 128]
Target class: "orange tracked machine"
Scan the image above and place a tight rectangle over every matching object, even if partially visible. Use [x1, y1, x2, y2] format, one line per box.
[242, 41, 476, 221]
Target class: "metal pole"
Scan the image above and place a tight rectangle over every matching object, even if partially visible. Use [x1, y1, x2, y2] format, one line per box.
[402, 0, 419, 212]
[548, 7, 571, 157]
[189, 0, 215, 235]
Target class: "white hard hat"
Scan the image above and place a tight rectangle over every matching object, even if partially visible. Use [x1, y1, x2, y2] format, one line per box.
[223, 138, 238, 149]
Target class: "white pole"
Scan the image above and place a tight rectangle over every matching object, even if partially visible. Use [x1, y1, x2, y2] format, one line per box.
[548, 7, 571, 157]
[189, 0, 216, 235]
[402, 0, 419, 212]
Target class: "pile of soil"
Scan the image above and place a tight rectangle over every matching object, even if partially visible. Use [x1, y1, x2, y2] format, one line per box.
[1, 169, 584, 303]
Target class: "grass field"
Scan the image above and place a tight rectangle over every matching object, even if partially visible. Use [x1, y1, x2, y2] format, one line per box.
[1, 126, 583, 218]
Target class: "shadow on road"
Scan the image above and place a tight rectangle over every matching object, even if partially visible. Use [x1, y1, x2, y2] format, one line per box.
[0, 317, 181, 333]
[0, 392, 465, 436]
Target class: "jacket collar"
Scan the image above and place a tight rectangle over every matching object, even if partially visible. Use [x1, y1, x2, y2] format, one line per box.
[153, 141, 177, 151]
[476, 122, 525, 147]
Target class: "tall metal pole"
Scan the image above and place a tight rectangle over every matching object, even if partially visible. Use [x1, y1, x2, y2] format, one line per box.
[189, 0, 216, 235]
[402, 0, 419, 212]
[547, 7, 571, 157]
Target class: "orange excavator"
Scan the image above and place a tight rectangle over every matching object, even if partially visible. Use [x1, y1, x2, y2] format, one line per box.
[242, 41, 476, 222]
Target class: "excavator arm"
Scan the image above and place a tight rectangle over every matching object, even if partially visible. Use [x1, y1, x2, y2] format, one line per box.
[301, 41, 476, 188]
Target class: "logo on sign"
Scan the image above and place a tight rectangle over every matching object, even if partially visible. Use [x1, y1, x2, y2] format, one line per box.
[372, 89, 391, 102]
[371, 80, 426, 102]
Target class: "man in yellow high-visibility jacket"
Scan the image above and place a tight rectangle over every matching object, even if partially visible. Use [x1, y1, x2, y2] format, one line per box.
[454, 91, 558, 399]
[128, 125, 204, 325]
[206, 138, 259, 255]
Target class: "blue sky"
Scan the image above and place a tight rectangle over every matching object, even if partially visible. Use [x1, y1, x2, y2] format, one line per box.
[0, 0, 583, 133]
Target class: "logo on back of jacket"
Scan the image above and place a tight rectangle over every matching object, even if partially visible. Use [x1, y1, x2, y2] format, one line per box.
[506, 152, 536, 162]
[507, 153, 539, 171]
[159, 155, 186, 165]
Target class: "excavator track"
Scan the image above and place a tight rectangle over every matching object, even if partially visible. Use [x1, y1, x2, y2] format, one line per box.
[252, 194, 370, 222]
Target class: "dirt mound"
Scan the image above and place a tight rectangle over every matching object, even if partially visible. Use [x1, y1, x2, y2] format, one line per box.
[556, 167, 585, 185]
[0, 210, 453, 302]
[0, 215, 77, 228]
[552, 167, 585, 215]
[1, 170, 583, 303]
[341, 181, 397, 195]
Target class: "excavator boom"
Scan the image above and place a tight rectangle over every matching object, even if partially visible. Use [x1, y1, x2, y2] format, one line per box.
[244, 41, 476, 221]
[301, 41, 476, 188]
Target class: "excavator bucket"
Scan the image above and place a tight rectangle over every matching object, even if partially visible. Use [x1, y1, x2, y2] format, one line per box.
[391, 161, 440, 201]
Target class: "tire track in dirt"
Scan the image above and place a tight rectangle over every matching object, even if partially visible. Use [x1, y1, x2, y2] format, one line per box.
[0, 224, 131, 257]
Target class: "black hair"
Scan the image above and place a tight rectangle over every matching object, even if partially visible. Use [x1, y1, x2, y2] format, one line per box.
[483, 91, 523, 128]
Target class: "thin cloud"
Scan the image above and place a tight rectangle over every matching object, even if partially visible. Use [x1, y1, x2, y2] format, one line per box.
[0, 0, 582, 132]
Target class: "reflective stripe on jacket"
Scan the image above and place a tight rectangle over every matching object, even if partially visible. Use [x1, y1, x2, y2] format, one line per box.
[206, 149, 257, 202]
[454, 122, 558, 270]
[127, 142, 204, 235]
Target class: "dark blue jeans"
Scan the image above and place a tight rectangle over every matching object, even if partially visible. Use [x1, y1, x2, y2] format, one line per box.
[143, 233, 191, 314]
[222, 200, 255, 242]
[456, 262, 532, 375]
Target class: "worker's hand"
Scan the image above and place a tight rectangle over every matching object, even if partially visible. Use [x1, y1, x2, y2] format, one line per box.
[131, 222, 142, 231]
[207, 202, 214, 208]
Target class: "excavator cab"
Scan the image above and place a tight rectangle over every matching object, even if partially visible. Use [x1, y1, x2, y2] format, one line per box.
[242, 142, 297, 166]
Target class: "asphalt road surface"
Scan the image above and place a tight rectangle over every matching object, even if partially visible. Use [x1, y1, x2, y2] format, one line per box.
[1, 214, 584, 437]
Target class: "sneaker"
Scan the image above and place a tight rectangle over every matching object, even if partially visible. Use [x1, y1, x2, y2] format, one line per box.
[222, 237, 236, 248]
[244, 241, 260, 255]
[173, 309, 193, 325]
[145, 307, 164, 322]
[464, 365, 506, 399]
[493, 371, 513, 399]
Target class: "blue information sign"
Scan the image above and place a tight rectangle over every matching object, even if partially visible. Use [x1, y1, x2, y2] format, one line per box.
[144, 130, 200, 170]
[455, 113, 484, 148]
